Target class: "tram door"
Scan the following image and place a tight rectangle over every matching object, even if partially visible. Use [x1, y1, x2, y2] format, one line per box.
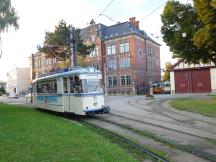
[69, 76, 82, 114]
[63, 77, 70, 112]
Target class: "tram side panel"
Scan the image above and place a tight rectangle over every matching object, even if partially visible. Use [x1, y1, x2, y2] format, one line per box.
[34, 94, 64, 112]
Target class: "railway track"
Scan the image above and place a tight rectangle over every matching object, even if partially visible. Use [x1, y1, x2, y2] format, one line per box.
[91, 114, 216, 162]
[128, 97, 216, 137]
[109, 112, 209, 140]
[59, 113, 170, 162]
[80, 119, 170, 162]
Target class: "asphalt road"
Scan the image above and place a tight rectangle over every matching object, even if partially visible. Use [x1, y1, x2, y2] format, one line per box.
[103, 94, 216, 161]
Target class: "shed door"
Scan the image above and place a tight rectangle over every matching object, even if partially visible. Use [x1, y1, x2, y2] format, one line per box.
[174, 71, 191, 93]
[191, 69, 211, 93]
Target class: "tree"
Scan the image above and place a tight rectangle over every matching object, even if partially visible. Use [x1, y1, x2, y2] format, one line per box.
[0, 87, 6, 96]
[39, 20, 95, 67]
[0, 0, 19, 32]
[193, 0, 216, 64]
[211, 0, 216, 8]
[162, 62, 172, 81]
[161, 1, 211, 64]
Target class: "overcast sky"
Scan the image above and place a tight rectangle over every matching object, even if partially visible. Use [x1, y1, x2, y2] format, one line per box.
[0, 0, 188, 81]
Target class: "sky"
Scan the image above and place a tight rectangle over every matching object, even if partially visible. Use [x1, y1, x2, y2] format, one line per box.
[0, 0, 188, 81]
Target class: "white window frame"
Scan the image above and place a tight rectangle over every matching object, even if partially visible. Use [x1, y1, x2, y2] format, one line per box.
[107, 45, 116, 55]
[120, 42, 129, 53]
[120, 58, 130, 69]
[90, 46, 98, 57]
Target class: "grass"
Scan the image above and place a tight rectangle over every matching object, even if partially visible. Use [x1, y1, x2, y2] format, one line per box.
[0, 103, 137, 162]
[170, 97, 216, 117]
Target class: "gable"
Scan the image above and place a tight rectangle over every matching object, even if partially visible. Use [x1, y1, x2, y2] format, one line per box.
[171, 60, 216, 70]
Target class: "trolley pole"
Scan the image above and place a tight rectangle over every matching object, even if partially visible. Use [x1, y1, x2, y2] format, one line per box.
[70, 26, 77, 67]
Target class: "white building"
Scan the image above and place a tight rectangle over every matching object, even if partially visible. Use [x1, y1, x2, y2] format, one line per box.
[6, 67, 31, 95]
[170, 60, 216, 94]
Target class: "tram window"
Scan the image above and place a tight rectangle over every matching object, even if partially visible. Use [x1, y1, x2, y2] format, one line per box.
[36, 80, 57, 93]
[70, 77, 74, 93]
[69, 76, 82, 93]
[74, 76, 82, 93]
[36, 83, 42, 93]
[52, 80, 57, 93]
[82, 79, 88, 93]
[63, 78, 68, 93]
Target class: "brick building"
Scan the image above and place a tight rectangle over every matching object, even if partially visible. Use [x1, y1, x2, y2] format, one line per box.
[29, 52, 58, 80]
[81, 17, 161, 94]
[30, 17, 161, 94]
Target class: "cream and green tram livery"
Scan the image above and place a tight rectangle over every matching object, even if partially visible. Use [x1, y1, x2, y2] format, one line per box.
[32, 67, 110, 115]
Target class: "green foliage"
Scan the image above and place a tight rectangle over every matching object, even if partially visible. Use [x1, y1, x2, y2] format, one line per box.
[162, 62, 172, 81]
[0, 0, 19, 32]
[40, 20, 95, 66]
[211, 0, 216, 8]
[45, 20, 70, 46]
[0, 104, 137, 162]
[161, 1, 211, 64]
[193, 0, 216, 64]
[0, 87, 5, 96]
[0, 87, 5, 93]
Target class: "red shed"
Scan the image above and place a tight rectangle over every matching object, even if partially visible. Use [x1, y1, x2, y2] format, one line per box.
[170, 60, 216, 94]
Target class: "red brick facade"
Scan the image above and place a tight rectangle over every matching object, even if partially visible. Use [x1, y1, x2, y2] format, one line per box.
[84, 18, 161, 94]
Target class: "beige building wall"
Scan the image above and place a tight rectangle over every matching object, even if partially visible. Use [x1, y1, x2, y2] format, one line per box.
[170, 71, 175, 94]
[211, 68, 216, 93]
[30, 52, 58, 81]
[7, 67, 31, 95]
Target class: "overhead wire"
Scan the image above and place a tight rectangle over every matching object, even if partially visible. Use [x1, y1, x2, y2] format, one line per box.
[139, 1, 167, 22]
[94, 0, 114, 20]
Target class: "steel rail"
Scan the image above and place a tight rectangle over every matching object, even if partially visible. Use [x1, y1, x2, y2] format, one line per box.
[81, 119, 169, 162]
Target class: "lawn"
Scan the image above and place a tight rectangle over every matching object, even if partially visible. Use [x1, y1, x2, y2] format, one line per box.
[170, 97, 216, 117]
[0, 103, 137, 162]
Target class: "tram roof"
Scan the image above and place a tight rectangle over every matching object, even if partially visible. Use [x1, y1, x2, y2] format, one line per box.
[33, 67, 101, 83]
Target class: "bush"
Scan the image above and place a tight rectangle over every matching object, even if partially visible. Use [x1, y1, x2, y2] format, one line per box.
[145, 94, 154, 98]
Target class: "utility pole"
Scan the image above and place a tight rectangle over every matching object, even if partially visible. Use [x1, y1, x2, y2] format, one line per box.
[31, 53, 35, 104]
[70, 26, 77, 67]
[0, 36, 2, 59]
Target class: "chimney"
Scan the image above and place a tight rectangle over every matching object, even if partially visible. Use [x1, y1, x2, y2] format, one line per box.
[135, 21, 139, 29]
[129, 17, 136, 25]
[129, 17, 139, 29]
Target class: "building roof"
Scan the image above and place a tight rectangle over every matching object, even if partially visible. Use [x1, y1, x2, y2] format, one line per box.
[80, 21, 159, 45]
[102, 22, 149, 39]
